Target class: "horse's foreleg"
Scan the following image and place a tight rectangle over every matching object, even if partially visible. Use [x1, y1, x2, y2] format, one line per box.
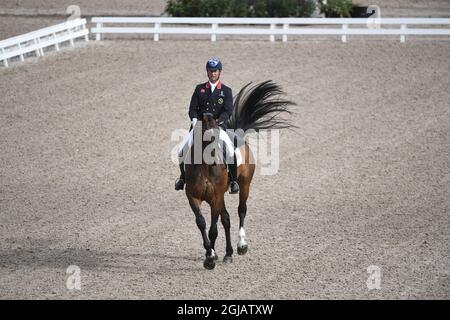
[189, 198, 215, 269]
[221, 207, 234, 263]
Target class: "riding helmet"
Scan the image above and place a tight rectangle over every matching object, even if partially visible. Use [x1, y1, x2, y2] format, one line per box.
[206, 58, 222, 71]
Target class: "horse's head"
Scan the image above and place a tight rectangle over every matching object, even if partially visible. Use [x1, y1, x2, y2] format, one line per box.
[200, 113, 221, 161]
[202, 113, 219, 131]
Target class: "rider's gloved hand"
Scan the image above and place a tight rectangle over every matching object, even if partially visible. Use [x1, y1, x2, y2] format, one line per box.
[191, 118, 198, 127]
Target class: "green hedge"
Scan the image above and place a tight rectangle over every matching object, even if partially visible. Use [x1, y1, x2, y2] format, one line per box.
[165, 0, 317, 17]
[319, 0, 354, 18]
[254, 0, 316, 17]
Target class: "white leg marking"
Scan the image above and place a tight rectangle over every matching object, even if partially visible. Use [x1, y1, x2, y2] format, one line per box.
[238, 227, 247, 247]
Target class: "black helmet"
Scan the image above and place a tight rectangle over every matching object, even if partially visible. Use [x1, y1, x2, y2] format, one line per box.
[206, 58, 222, 71]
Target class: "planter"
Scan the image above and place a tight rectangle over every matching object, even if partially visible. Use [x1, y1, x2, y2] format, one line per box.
[351, 6, 375, 18]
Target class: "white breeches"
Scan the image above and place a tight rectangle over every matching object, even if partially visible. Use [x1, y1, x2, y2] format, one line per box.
[177, 128, 242, 166]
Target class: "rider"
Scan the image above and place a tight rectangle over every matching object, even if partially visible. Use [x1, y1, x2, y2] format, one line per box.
[175, 58, 240, 194]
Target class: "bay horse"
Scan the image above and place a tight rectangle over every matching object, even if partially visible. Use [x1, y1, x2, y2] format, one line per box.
[183, 80, 295, 270]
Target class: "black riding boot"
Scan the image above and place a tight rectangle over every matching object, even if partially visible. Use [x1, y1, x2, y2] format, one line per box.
[228, 155, 240, 194]
[175, 163, 185, 191]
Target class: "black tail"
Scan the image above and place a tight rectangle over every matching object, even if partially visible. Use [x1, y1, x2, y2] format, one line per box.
[224, 80, 297, 132]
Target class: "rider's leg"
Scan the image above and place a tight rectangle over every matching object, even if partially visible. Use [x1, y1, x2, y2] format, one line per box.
[175, 129, 192, 191]
[222, 138, 240, 194]
[175, 162, 185, 190]
[228, 153, 240, 194]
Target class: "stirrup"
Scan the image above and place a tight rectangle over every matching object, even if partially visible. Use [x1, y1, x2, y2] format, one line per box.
[230, 181, 240, 194]
[175, 178, 185, 191]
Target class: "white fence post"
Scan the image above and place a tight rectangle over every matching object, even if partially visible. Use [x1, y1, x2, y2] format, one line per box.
[96, 23, 103, 40]
[400, 24, 407, 43]
[17, 44, 24, 61]
[283, 23, 289, 42]
[270, 23, 276, 42]
[1, 48, 8, 67]
[211, 23, 218, 42]
[342, 24, 348, 43]
[69, 28, 75, 47]
[53, 33, 60, 51]
[83, 24, 89, 42]
[37, 38, 44, 56]
[154, 23, 160, 41]
[33, 39, 41, 56]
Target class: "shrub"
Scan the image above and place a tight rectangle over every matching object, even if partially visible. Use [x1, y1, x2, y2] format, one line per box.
[165, 0, 316, 17]
[165, 0, 204, 17]
[319, 0, 354, 18]
[166, 0, 248, 17]
[254, 0, 297, 17]
[254, 0, 316, 17]
[296, 0, 317, 17]
[223, 0, 250, 17]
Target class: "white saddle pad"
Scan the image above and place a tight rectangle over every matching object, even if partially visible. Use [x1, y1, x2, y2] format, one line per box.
[178, 129, 243, 167]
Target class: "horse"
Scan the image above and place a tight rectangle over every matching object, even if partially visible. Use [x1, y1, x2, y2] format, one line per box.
[182, 80, 296, 270]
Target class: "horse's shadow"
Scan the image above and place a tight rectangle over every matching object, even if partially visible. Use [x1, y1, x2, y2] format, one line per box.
[0, 238, 202, 274]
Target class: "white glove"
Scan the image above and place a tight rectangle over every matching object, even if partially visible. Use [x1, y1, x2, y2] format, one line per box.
[191, 118, 198, 127]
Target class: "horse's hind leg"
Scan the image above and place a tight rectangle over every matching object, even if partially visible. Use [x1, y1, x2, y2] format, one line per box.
[221, 205, 234, 263]
[237, 180, 249, 255]
[189, 197, 215, 270]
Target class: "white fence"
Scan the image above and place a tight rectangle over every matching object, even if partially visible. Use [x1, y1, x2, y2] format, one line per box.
[2, 17, 449, 68]
[0, 18, 89, 67]
[91, 17, 450, 43]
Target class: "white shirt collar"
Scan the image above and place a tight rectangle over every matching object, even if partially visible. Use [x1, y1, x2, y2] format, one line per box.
[209, 81, 218, 92]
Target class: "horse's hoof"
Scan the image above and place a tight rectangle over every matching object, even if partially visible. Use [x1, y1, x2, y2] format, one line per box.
[203, 257, 216, 270]
[223, 256, 233, 264]
[237, 244, 248, 255]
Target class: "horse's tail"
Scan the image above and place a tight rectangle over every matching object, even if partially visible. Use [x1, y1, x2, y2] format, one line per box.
[223, 80, 297, 132]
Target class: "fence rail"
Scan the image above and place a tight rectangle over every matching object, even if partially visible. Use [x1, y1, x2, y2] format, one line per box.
[2, 17, 449, 68]
[91, 17, 450, 42]
[0, 18, 89, 67]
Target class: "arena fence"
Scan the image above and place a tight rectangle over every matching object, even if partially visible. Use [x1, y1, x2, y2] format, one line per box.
[0, 18, 89, 67]
[90, 17, 450, 43]
[2, 17, 450, 68]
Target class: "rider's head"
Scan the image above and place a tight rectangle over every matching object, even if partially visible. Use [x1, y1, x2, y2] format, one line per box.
[206, 58, 222, 84]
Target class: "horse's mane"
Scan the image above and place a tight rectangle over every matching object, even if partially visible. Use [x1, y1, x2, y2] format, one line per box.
[223, 80, 297, 132]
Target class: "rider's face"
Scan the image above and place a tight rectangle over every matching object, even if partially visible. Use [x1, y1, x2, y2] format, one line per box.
[207, 69, 221, 83]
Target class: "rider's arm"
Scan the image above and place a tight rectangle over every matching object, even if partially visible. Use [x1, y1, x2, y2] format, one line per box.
[188, 86, 200, 121]
[218, 87, 233, 124]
